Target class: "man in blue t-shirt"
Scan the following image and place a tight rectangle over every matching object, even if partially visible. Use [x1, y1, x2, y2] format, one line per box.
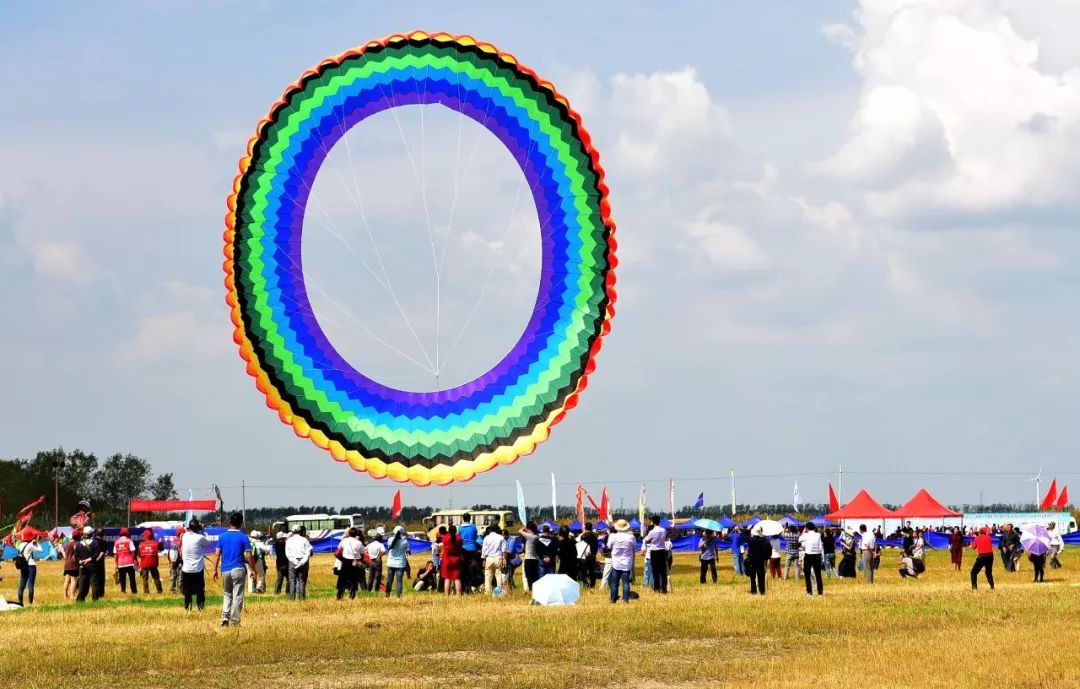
[213, 512, 255, 627]
[458, 513, 479, 593]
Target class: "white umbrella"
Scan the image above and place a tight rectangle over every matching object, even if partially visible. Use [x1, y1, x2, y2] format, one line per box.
[530, 574, 580, 606]
[756, 519, 785, 537]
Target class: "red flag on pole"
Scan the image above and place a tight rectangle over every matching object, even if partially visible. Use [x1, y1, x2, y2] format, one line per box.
[1040, 479, 1058, 510]
[585, 490, 602, 517]
[600, 487, 610, 522]
[828, 483, 840, 514]
[390, 490, 402, 521]
[1056, 486, 1069, 510]
[575, 485, 586, 525]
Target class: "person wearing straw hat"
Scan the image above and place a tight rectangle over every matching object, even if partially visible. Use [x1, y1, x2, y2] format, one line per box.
[606, 519, 636, 604]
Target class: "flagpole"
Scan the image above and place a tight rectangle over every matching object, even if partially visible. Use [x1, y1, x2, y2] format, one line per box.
[730, 468, 736, 518]
[838, 465, 843, 505]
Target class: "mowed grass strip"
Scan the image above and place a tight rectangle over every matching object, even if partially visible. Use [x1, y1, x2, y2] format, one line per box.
[2, 549, 1078, 689]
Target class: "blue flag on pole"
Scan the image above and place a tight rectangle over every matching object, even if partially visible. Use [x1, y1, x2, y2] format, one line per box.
[694, 492, 705, 511]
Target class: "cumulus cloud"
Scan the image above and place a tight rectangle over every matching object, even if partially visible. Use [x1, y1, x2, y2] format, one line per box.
[819, 0, 1080, 217]
[29, 241, 101, 283]
[684, 218, 769, 272]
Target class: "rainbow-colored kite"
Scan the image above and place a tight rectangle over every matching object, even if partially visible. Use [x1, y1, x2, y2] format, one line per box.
[224, 32, 616, 486]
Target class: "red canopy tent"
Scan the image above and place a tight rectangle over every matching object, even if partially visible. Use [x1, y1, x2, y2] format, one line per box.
[825, 489, 898, 520]
[893, 489, 961, 518]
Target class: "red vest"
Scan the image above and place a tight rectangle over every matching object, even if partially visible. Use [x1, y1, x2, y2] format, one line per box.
[138, 540, 160, 569]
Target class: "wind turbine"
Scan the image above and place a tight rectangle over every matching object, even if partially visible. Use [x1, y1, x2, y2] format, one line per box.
[1028, 463, 1044, 507]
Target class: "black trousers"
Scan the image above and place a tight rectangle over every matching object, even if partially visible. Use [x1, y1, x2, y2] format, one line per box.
[971, 554, 995, 590]
[523, 559, 540, 589]
[651, 550, 669, 593]
[182, 571, 206, 609]
[118, 566, 137, 593]
[336, 561, 360, 599]
[747, 561, 766, 594]
[699, 559, 717, 583]
[803, 554, 823, 595]
[92, 562, 106, 599]
[76, 568, 94, 602]
[1031, 554, 1046, 582]
[274, 566, 290, 595]
[584, 555, 597, 587]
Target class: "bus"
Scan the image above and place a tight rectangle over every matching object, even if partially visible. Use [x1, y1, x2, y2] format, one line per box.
[269, 513, 366, 541]
[423, 509, 515, 540]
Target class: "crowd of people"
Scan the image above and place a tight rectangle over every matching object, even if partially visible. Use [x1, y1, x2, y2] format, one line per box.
[2, 509, 1070, 615]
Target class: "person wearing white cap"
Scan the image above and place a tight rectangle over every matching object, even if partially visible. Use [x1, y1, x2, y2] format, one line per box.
[1047, 522, 1064, 569]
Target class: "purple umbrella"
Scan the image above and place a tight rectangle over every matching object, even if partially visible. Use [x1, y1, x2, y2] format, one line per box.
[1021, 525, 1051, 556]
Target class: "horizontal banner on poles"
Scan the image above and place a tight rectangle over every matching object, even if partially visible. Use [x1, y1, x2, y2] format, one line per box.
[128, 499, 217, 513]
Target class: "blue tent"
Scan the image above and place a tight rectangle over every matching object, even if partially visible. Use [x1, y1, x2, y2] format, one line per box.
[717, 515, 736, 529]
[593, 520, 610, 531]
[629, 517, 641, 531]
[569, 519, 583, 531]
[810, 515, 838, 527]
[778, 515, 802, 527]
[672, 520, 699, 531]
[739, 515, 762, 528]
[539, 520, 559, 532]
[660, 518, 673, 529]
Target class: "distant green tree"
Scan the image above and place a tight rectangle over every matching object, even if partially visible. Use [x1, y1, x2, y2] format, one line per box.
[148, 473, 178, 501]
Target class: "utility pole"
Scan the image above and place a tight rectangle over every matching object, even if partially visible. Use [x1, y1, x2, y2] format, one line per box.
[730, 468, 736, 517]
[52, 457, 65, 527]
[242, 479, 247, 525]
[838, 465, 844, 504]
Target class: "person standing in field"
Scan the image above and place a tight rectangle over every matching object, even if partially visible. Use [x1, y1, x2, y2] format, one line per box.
[213, 512, 255, 627]
[74, 528, 96, 603]
[698, 529, 718, 584]
[62, 530, 81, 599]
[556, 525, 578, 581]
[15, 533, 45, 607]
[137, 530, 164, 594]
[114, 528, 137, 595]
[538, 525, 556, 577]
[385, 526, 411, 599]
[580, 523, 599, 588]
[336, 527, 364, 600]
[480, 524, 506, 595]
[821, 527, 836, 580]
[999, 524, 1020, 572]
[365, 531, 386, 593]
[949, 527, 965, 571]
[799, 523, 824, 596]
[729, 527, 745, 577]
[746, 525, 770, 595]
[168, 527, 184, 593]
[858, 524, 876, 584]
[180, 519, 210, 611]
[970, 527, 995, 590]
[285, 525, 313, 601]
[440, 524, 464, 597]
[640, 529, 654, 589]
[89, 527, 108, 600]
[768, 533, 782, 579]
[518, 522, 540, 592]
[606, 519, 636, 603]
[643, 515, 668, 594]
[503, 529, 521, 591]
[273, 531, 290, 595]
[1047, 523, 1064, 569]
[458, 513, 479, 594]
[783, 525, 801, 580]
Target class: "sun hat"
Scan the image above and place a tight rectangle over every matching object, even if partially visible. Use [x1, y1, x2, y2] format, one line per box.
[613, 519, 631, 532]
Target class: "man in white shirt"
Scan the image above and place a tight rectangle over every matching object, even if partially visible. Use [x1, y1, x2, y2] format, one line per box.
[858, 524, 876, 584]
[642, 516, 668, 594]
[336, 527, 365, 600]
[285, 526, 313, 601]
[481, 525, 507, 595]
[798, 523, 824, 596]
[1047, 522, 1065, 569]
[364, 533, 386, 593]
[180, 519, 210, 611]
[606, 520, 637, 604]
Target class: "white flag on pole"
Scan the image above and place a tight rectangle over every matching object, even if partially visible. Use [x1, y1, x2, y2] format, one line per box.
[793, 481, 801, 511]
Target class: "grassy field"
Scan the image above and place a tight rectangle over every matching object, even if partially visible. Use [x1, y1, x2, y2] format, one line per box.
[2, 549, 1078, 689]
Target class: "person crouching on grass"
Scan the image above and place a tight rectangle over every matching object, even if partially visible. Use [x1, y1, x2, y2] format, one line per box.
[213, 512, 256, 627]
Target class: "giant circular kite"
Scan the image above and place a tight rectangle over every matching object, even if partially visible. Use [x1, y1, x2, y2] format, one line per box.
[224, 31, 616, 486]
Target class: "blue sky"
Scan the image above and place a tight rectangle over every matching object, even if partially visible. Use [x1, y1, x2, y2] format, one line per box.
[2, 1, 1078, 512]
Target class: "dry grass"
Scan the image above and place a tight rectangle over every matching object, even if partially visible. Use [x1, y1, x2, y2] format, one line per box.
[2, 549, 1078, 689]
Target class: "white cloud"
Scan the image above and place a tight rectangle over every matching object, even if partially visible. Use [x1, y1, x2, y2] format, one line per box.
[30, 241, 101, 283]
[820, 0, 1080, 216]
[119, 310, 225, 364]
[684, 218, 769, 272]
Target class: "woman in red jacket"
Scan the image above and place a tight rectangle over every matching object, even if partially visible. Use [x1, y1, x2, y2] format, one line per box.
[440, 525, 464, 597]
[949, 527, 965, 571]
[970, 527, 995, 590]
